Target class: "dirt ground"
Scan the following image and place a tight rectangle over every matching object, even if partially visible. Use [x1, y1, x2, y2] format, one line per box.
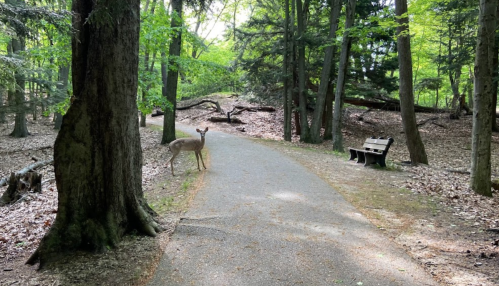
[1, 94, 499, 285]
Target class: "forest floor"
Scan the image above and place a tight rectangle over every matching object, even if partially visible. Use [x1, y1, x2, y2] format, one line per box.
[1, 93, 499, 285]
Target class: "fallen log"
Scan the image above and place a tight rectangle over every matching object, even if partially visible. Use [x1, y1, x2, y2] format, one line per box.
[344, 97, 447, 113]
[416, 117, 439, 127]
[234, 105, 276, 112]
[152, 100, 225, 117]
[177, 99, 224, 114]
[0, 171, 42, 206]
[209, 116, 245, 124]
[0, 159, 53, 187]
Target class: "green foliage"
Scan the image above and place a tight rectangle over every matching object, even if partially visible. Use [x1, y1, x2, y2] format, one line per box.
[0, 1, 72, 116]
[179, 42, 241, 99]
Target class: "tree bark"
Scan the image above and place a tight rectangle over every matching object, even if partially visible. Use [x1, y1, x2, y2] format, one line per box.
[491, 7, 499, 132]
[283, 0, 291, 141]
[470, 0, 496, 196]
[332, 0, 355, 152]
[296, 0, 310, 142]
[323, 82, 334, 140]
[162, 0, 183, 144]
[0, 87, 6, 123]
[395, 0, 428, 164]
[310, 0, 342, 143]
[7, 0, 29, 137]
[28, 0, 159, 268]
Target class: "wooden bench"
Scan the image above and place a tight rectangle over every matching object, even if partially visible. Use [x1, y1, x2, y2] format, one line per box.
[348, 137, 394, 167]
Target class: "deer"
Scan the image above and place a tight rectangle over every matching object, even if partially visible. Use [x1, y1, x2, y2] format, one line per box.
[167, 127, 209, 176]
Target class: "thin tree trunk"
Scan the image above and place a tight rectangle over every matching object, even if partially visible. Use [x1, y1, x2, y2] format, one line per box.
[161, 0, 183, 144]
[291, 0, 299, 136]
[332, 0, 355, 152]
[9, 36, 29, 138]
[435, 35, 442, 108]
[323, 83, 334, 140]
[470, 0, 496, 196]
[0, 87, 6, 123]
[28, 0, 159, 267]
[395, 0, 428, 164]
[7, 0, 29, 137]
[283, 0, 291, 141]
[491, 8, 499, 132]
[310, 0, 342, 143]
[140, 0, 157, 128]
[296, 0, 310, 142]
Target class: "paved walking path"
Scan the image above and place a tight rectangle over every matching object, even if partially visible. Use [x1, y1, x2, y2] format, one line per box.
[148, 124, 439, 286]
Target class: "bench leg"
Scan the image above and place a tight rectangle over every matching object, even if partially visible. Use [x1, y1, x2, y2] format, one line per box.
[364, 153, 377, 166]
[348, 149, 358, 161]
[356, 151, 366, 164]
[378, 156, 387, 167]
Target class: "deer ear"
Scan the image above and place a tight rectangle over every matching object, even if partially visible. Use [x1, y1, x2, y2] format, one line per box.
[196, 129, 201, 132]
[205, 127, 209, 132]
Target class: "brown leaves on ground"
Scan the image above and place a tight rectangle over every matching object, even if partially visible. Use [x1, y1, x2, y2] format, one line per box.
[1, 94, 499, 285]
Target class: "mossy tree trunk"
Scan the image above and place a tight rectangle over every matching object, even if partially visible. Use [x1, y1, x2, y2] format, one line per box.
[27, 0, 159, 268]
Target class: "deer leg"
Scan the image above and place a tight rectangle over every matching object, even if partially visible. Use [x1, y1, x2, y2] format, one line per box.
[198, 151, 206, 169]
[169, 154, 177, 176]
[194, 152, 201, 171]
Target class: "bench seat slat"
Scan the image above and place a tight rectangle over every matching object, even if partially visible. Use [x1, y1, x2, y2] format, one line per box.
[348, 137, 394, 167]
[365, 138, 391, 145]
[362, 143, 389, 151]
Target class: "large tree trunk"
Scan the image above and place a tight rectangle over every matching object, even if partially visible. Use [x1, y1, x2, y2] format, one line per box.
[332, 0, 355, 152]
[28, 0, 159, 268]
[162, 0, 183, 144]
[470, 0, 496, 196]
[395, 0, 428, 164]
[310, 0, 342, 143]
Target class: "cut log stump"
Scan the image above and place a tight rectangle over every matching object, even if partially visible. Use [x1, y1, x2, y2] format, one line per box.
[0, 171, 42, 206]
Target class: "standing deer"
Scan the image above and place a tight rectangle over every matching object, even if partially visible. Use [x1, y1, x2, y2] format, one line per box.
[167, 127, 209, 176]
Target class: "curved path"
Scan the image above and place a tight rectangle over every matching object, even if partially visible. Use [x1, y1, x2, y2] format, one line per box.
[148, 123, 438, 286]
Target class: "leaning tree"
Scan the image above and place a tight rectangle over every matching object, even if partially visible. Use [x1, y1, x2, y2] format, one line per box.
[27, 0, 160, 267]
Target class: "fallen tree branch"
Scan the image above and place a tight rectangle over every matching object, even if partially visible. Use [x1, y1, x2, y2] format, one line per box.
[209, 116, 245, 124]
[234, 105, 276, 112]
[152, 100, 225, 117]
[232, 107, 255, 116]
[417, 117, 439, 127]
[177, 100, 224, 114]
[0, 159, 54, 187]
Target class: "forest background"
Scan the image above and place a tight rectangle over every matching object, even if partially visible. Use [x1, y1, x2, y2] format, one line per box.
[1, 0, 499, 285]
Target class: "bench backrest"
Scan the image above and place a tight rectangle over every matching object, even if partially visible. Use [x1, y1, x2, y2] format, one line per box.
[362, 137, 394, 154]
